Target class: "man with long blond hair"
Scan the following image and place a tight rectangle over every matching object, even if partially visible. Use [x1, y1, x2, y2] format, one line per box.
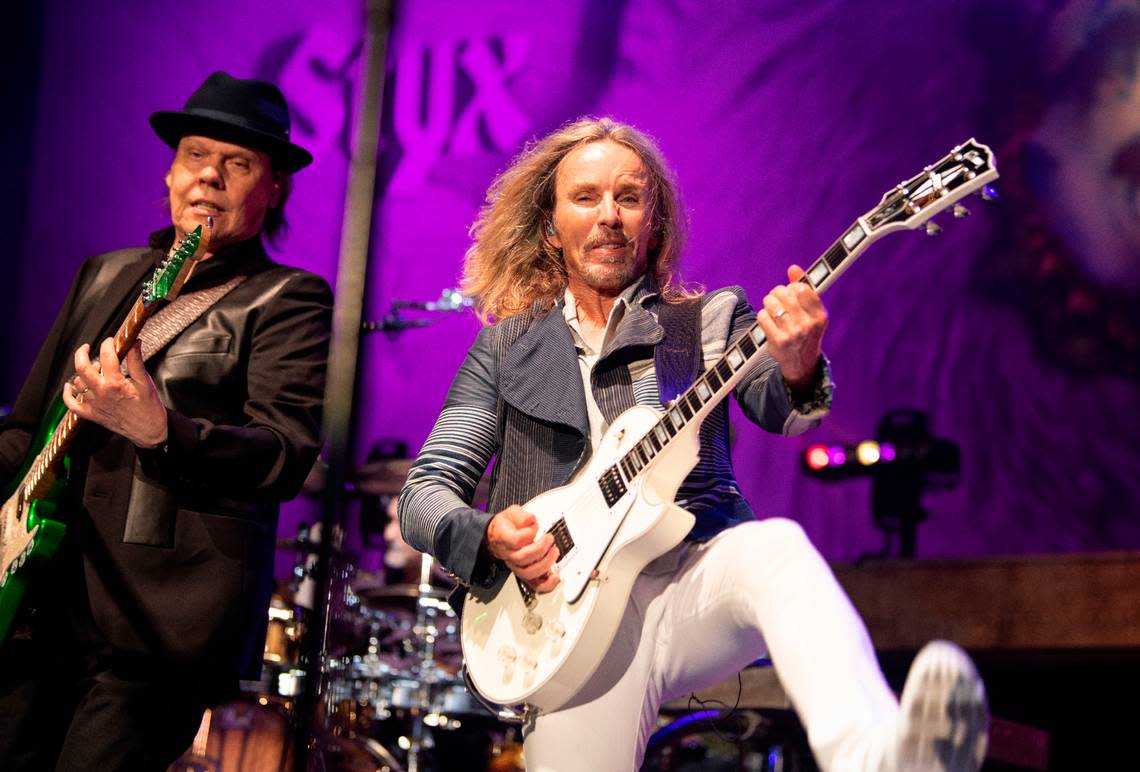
[400, 116, 988, 771]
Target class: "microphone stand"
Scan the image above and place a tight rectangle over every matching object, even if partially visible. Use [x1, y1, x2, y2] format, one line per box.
[361, 287, 473, 334]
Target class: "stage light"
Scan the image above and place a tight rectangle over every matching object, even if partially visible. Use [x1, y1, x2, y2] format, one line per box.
[800, 410, 959, 557]
[806, 445, 831, 470]
[801, 441, 892, 476]
[855, 441, 880, 465]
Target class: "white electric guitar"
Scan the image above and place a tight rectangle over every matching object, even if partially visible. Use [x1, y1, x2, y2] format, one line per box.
[460, 140, 999, 712]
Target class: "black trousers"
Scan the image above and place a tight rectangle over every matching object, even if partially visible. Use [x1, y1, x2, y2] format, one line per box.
[0, 552, 224, 771]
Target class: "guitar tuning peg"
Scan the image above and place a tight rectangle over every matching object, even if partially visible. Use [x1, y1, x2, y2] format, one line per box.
[981, 185, 999, 201]
[924, 221, 942, 236]
[953, 203, 970, 219]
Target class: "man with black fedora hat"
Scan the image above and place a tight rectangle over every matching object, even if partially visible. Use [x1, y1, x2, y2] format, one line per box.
[0, 71, 332, 769]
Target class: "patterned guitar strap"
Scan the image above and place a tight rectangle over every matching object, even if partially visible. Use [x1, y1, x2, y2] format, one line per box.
[122, 272, 248, 547]
[137, 273, 248, 361]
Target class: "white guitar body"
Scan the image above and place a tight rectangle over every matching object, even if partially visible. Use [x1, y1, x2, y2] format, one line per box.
[460, 406, 697, 711]
[458, 139, 998, 713]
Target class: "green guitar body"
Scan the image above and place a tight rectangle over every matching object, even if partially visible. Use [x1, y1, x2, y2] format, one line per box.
[0, 399, 77, 641]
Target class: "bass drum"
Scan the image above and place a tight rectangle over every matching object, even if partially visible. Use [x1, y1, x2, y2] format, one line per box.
[168, 697, 392, 772]
[168, 698, 294, 772]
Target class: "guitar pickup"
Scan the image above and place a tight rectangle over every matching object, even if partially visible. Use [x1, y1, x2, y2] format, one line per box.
[549, 518, 575, 556]
[598, 465, 627, 507]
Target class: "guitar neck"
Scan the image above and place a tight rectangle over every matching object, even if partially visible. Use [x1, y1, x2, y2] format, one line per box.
[22, 294, 154, 503]
[596, 217, 879, 503]
[17, 223, 212, 504]
[597, 139, 999, 500]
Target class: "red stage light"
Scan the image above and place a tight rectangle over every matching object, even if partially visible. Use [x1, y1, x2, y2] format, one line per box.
[805, 445, 830, 470]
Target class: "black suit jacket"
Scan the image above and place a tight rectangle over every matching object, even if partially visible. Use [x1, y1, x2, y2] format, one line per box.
[0, 229, 332, 683]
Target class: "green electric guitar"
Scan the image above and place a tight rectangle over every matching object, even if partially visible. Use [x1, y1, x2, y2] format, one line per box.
[0, 225, 210, 643]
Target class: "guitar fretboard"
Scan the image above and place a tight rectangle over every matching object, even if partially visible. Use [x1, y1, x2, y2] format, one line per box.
[593, 139, 997, 504]
[18, 228, 205, 509]
[21, 295, 154, 505]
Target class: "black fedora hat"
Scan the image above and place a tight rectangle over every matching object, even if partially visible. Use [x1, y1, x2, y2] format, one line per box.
[150, 71, 312, 173]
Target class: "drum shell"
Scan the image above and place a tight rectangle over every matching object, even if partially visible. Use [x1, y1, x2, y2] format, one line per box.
[168, 697, 293, 772]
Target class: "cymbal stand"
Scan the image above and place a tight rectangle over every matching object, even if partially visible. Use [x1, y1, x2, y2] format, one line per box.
[404, 553, 442, 772]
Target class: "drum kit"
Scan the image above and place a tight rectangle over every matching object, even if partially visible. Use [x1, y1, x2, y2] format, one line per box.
[169, 459, 522, 772]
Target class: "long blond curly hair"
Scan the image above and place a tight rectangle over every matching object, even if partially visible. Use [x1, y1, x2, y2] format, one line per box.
[461, 116, 694, 322]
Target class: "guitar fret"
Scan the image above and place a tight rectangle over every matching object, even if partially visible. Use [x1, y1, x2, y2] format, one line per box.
[823, 241, 848, 270]
[738, 334, 756, 358]
[806, 259, 830, 288]
[667, 409, 682, 431]
[620, 457, 634, 481]
[842, 223, 866, 250]
[715, 360, 732, 382]
[678, 400, 693, 421]
[706, 369, 723, 390]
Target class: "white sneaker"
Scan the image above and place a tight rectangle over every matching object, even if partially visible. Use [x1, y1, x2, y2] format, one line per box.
[894, 640, 989, 772]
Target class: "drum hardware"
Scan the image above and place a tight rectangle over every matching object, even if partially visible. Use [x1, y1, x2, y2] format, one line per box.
[239, 482, 513, 769]
[318, 552, 511, 771]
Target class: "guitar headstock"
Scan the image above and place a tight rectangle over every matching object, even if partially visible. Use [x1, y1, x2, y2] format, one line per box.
[864, 139, 999, 236]
[141, 223, 211, 306]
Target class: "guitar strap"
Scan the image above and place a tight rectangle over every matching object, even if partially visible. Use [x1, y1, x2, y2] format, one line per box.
[137, 273, 248, 361]
[122, 273, 248, 548]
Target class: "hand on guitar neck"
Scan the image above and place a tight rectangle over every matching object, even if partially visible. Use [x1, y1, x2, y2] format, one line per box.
[757, 264, 829, 394]
[61, 337, 168, 449]
[485, 505, 561, 593]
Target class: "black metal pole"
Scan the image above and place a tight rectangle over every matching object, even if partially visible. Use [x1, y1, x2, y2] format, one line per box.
[294, 1, 392, 768]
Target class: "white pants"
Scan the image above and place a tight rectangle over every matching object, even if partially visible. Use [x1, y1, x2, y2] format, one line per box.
[522, 518, 898, 771]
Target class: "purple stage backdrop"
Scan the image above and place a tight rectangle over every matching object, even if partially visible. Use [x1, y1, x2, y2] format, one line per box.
[6, 0, 1140, 579]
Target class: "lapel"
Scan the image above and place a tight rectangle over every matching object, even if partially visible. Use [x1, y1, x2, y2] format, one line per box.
[499, 304, 589, 437]
[497, 278, 666, 435]
[74, 251, 158, 350]
[596, 303, 664, 370]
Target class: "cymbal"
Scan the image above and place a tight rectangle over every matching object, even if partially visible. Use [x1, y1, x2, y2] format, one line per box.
[275, 537, 356, 559]
[351, 582, 451, 603]
[351, 458, 491, 506]
[352, 458, 414, 496]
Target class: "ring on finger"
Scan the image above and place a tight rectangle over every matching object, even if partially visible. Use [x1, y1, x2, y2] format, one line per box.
[773, 307, 788, 319]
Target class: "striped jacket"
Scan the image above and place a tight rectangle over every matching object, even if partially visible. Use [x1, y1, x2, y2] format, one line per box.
[398, 279, 831, 588]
